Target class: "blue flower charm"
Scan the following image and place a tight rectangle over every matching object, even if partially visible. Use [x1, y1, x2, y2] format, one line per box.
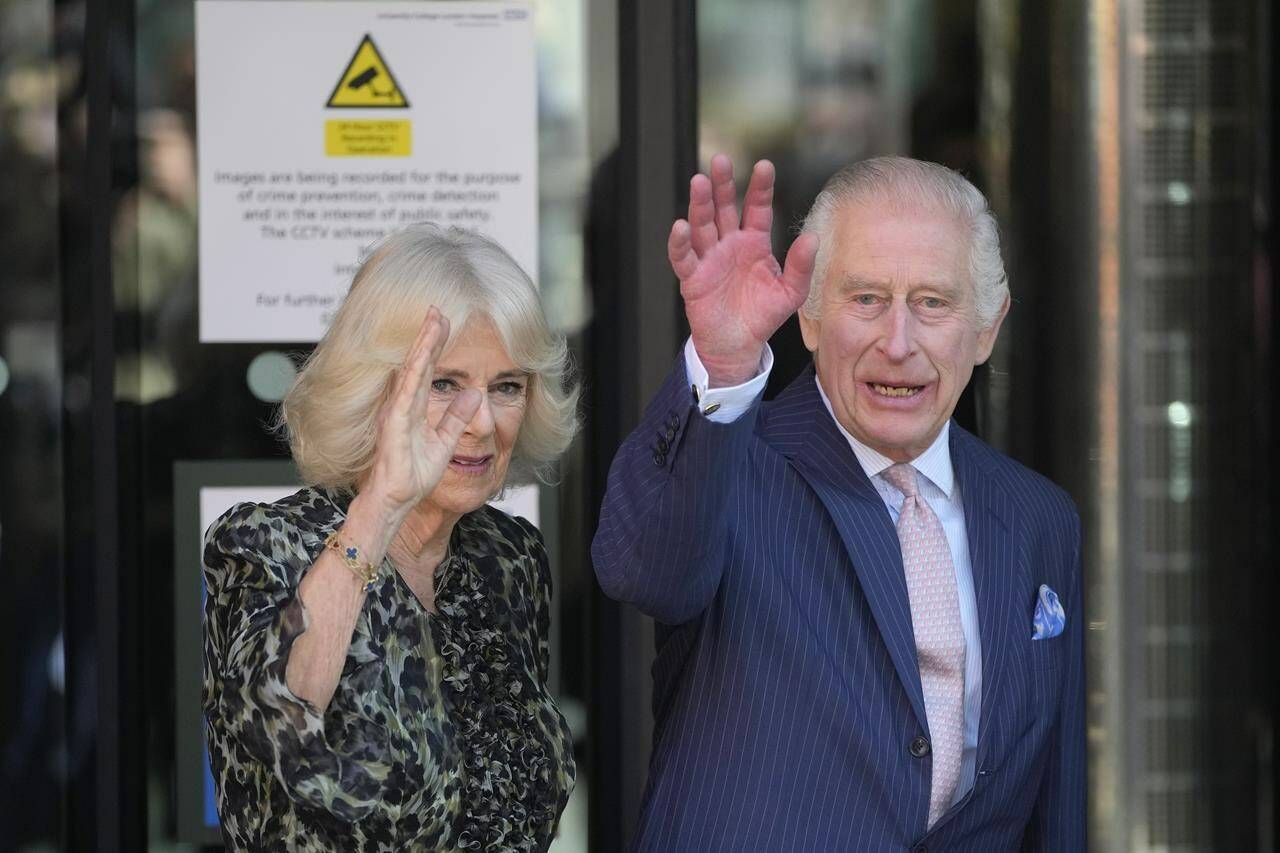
[1031, 584, 1066, 640]
[346, 546, 359, 560]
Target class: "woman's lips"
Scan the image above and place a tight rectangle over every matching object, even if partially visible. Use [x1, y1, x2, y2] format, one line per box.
[449, 454, 494, 474]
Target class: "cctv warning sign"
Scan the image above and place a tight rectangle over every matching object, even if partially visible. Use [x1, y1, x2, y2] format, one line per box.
[195, 1, 536, 343]
[326, 35, 409, 108]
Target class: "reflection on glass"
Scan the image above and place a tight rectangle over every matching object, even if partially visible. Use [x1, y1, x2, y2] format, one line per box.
[534, 3, 591, 849]
[0, 0, 67, 847]
[699, 0, 981, 403]
[245, 351, 297, 403]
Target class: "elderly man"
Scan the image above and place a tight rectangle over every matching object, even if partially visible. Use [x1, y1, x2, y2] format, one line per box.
[593, 156, 1084, 850]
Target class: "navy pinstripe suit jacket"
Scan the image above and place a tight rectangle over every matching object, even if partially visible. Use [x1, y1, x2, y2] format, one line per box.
[593, 360, 1086, 852]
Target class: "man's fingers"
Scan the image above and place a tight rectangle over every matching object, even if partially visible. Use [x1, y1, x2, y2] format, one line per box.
[668, 220, 699, 280]
[780, 232, 819, 307]
[709, 154, 740, 237]
[687, 173, 719, 257]
[433, 388, 482, 449]
[740, 160, 776, 234]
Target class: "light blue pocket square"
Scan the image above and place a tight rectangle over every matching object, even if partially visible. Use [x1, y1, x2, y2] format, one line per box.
[1031, 584, 1066, 640]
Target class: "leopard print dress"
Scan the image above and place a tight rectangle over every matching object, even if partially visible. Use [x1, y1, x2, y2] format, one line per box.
[202, 486, 575, 851]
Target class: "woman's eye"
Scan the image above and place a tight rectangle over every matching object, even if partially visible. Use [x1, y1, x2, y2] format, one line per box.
[430, 379, 456, 393]
[493, 381, 526, 397]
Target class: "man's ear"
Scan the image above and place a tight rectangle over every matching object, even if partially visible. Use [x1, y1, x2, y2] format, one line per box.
[975, 294, 1010, 364]
[798, 308, 820, 354]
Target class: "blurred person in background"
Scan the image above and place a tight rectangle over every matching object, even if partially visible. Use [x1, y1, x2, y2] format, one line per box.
[203, 224, 579, 851]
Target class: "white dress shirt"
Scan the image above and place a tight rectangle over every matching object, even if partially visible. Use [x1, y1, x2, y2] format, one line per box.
[685, 339, 983, 806]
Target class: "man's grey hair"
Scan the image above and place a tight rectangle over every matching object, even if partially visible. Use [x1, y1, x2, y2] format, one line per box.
[799, 157, 1008, 328]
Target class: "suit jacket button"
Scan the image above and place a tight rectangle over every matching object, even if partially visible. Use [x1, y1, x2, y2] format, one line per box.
[909, 735, 930, 758]
[665, 424, 677, 441]
[656, 437, 670, 453]
[912, 845, 928, 853]
[653, 452, 666, 467]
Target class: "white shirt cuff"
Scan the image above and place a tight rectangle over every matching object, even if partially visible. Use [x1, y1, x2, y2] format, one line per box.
[682, 337, 773, 423]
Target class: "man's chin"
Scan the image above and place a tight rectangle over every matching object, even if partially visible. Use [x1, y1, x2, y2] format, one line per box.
[849, 420, 943, 462]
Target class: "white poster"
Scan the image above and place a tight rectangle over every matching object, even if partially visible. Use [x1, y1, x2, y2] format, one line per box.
[200, 486, 300, 545]
[196, 1, 537, 342]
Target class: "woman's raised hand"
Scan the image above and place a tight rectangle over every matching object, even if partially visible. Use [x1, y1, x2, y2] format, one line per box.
[365, 308, 482, 519]
[668, 155, 818, 387]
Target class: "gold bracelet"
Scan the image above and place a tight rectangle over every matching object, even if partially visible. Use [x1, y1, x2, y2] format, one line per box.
[325, 531, 379, 592]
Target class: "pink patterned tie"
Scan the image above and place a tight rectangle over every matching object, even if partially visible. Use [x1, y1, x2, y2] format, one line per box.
[882, 463, 966, 828]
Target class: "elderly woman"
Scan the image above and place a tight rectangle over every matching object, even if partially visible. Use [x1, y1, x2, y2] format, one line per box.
[202, 224, 578, 851]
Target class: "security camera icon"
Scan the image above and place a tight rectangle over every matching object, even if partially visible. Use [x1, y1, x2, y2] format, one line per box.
[346, 67, 397, 99]
[326, 35, 409, 108]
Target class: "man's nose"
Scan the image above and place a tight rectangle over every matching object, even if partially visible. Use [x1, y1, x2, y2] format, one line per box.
[878, 299, 915, 361]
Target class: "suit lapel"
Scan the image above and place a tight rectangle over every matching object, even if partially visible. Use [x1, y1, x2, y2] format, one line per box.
[949, 427, 1022, 770]
[765, 370, 930, 733]
[764, 375, 1029, 776]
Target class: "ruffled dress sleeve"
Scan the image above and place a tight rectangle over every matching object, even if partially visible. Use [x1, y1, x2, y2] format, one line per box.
[201, 501, 390, 823]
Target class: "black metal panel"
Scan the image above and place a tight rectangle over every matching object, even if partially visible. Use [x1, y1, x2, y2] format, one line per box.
[57, 0, 142, 844]
[587, 1, 696, 847]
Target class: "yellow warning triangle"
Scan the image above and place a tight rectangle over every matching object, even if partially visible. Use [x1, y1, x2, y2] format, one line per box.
[326, 35, 410, 108]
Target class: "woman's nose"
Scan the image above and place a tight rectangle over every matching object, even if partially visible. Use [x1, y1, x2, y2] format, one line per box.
[464, 394, 496, 438]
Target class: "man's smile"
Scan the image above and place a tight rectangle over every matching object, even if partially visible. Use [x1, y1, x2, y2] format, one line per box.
[868, 382, 925, 398]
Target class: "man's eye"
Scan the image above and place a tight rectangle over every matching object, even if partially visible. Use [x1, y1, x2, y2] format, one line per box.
[855, 294, 879, 306]
[922, 297, 946, 309]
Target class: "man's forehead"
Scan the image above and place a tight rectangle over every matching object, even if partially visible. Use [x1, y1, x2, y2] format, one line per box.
[832, 197, 968, 237]
[828, 203, 968, 266]
[834, 272, 967, 294]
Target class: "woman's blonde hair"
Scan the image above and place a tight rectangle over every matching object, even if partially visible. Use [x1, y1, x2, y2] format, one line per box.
[280, 223, 579, 491]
